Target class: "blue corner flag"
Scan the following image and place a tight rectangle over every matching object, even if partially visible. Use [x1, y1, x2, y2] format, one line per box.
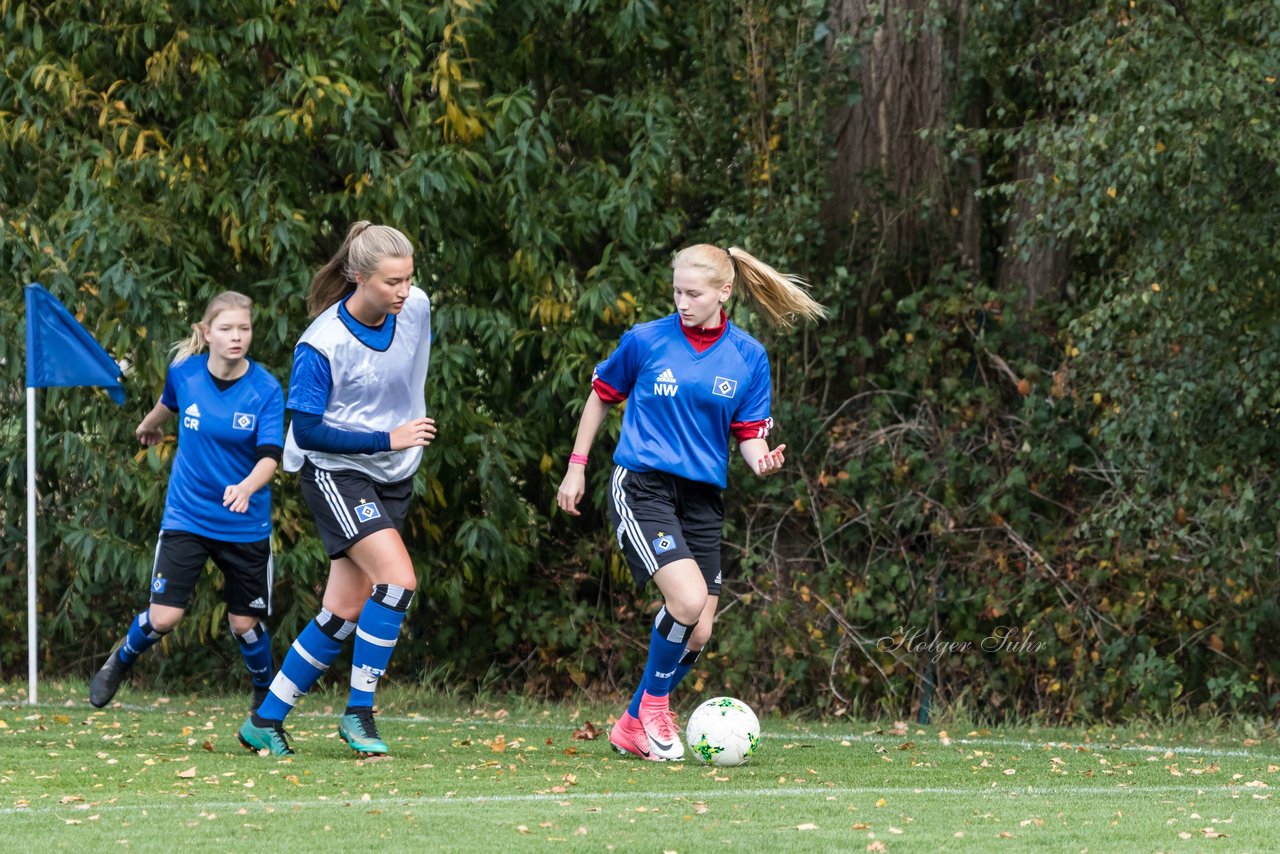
[24, 283, 125, 405]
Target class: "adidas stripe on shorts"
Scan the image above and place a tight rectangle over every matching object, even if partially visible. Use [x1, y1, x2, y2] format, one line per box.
[607, 465, 725, 595]
[300, 460, 414, 558]
[149, 530, 273, 617]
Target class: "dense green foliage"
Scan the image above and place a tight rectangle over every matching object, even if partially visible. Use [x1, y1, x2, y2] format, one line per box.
[3, 0, 1278, 722]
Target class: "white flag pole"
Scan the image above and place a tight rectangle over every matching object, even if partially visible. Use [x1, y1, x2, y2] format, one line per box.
[27, 387, 38, 707]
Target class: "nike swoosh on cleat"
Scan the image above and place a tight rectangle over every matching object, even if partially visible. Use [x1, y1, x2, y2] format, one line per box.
[615, 742, 650, 758]
[649, 737, 673, 751]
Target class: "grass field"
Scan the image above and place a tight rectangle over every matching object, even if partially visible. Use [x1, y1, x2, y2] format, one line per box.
[4, 681, 1280, 851]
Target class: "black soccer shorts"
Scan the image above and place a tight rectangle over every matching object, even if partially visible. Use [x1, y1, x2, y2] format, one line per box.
[299, 460, 414, 559]
[606, 465, 725, 595]
[149, 530, 273, 617]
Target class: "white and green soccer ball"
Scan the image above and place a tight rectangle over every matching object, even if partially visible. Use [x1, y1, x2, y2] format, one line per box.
[685, 696, 760, 767]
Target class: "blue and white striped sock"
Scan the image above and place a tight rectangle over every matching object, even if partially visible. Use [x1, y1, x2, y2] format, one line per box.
[233, 622, 274, 690]
[347, 584, 414, 710]
[630, 646, 701, 711]
[627, 607, 696, 717]
[117, 611, 165, 666]
[255, 609, 354, 723]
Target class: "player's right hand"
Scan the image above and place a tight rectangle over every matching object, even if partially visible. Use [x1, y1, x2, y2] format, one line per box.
[557, 468, 586, 516]
[389, 417, 437, 450]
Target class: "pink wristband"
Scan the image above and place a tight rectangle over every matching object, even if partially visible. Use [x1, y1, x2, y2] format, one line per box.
[569, 453, 589, 467]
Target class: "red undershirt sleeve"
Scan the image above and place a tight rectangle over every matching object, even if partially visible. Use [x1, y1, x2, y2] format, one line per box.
[731, 418, 773, 443]
[592, 375, 627, 404]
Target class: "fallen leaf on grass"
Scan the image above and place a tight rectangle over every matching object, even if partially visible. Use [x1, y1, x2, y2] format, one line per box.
[516, 825, 530, 834]
[572, 721, 600, 740]
[355, 754, 393, 765]
[867, 842, 886, 852]
[176, 767, 196, 779]
[795, 823, 818, 831]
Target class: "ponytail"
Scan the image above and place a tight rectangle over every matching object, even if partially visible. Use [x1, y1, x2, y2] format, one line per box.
[170, 325, 207, 365]
[672, 244, 827, 329]
[171, 291, 253, 363]
[307, 221, 415, 317]
[726, 247, 827, 329]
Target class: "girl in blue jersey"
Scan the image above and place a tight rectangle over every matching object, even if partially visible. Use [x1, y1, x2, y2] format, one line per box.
[557, 244, 825, 760]
[89, 292, 285, 711]
[239, 222, 435, 757]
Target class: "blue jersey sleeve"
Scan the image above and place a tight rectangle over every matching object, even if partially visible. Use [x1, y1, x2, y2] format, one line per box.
[732, 350, 772, 424]
[160, 366, 178, 411]
[257, 377, 286, 448]
[286, 343, 332, 415]
[593, 329, 642, 397]
[291, 410, 391, 454]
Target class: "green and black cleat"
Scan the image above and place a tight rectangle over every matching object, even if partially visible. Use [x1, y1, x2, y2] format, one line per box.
[339, 707, 388, 756]
[238, 717, 294, 756]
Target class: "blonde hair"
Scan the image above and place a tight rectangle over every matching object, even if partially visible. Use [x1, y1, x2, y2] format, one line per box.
[171, 291, 254, 363]
[308, 221, 415, 317]
[671, 244, 827, 329]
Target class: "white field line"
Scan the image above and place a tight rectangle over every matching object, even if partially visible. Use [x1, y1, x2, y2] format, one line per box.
[0, 783, 1267, 818]
[14, 701, 1280, 762]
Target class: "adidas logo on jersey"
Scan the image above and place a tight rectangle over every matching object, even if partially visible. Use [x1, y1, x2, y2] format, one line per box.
[185, 403, 201, 417]
[248, 597, 266, 610]
[653, 368, 679, 397]
[182, 403, 201, 431]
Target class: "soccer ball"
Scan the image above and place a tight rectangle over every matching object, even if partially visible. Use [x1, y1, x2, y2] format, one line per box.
[685, 696, 760, 766]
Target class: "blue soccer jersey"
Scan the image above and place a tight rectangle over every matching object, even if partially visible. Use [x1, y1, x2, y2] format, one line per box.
[159, 355, 285, 541]
[594, 314, 772, 488]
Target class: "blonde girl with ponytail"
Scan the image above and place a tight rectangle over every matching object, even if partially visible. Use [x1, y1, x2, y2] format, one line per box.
[240, 222, 436, 758]
[556, 243, 825, 761]
[91, 291, 285, 714]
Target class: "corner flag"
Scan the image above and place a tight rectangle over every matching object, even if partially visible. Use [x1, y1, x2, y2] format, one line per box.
[25, 283, 126, 403]
[24, 283, 125, 706]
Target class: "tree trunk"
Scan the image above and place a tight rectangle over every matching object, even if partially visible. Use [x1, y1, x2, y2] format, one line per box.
[995, 153, 1074, 312]
[823, 0, 970, 264]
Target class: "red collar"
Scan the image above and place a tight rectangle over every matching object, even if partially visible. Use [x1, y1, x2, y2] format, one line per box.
[680, 309, 727, 353]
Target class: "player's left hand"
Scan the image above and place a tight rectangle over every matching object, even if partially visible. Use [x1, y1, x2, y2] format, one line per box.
[755, 443, 786, 476]
[223, 483, 253, 513]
